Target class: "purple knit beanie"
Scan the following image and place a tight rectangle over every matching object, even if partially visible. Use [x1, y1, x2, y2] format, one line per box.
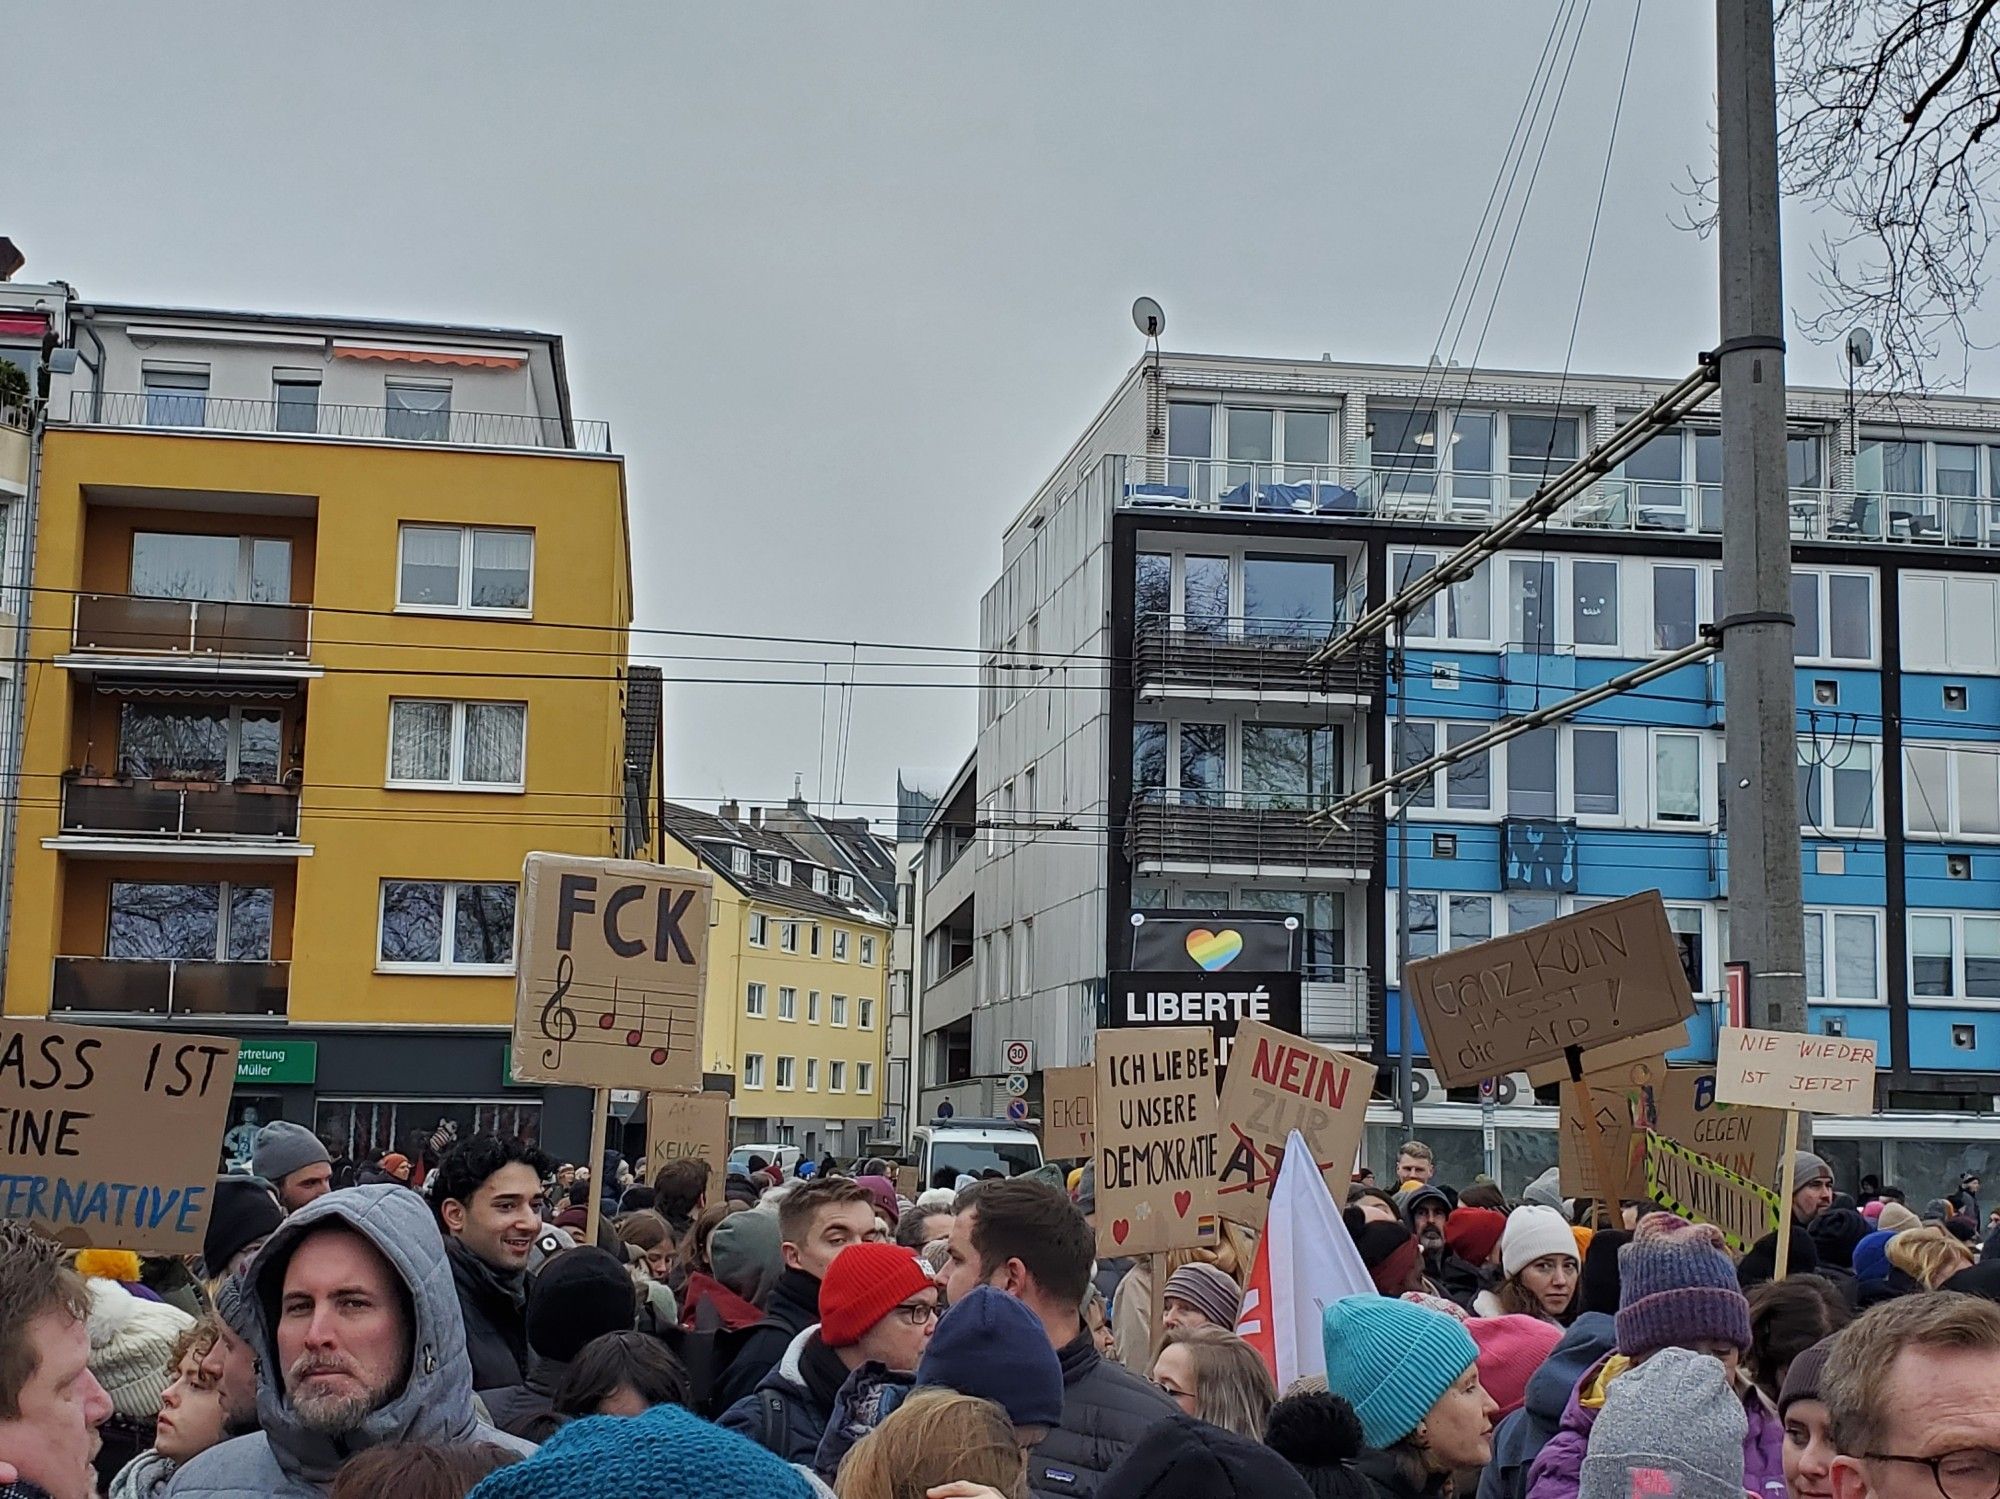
[1614, 1212, 1752, 1360]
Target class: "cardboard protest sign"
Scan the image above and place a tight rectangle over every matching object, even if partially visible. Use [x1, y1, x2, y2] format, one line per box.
[1524, 1023, 1690, 1086]
[0, 1018, 237, 1254]
[1216, 1020, 1370, 1230]
[1560, 1062, 1786, 1201]
[1405, 891, 1696, 1087]
[1105, 970, 1302, 1071]
[1713, 1028, 1879, 1117]
[1094, 1025, 1221, 1257]
[1042, 1065, 1096, 1159]
[645, 1090, 730, 1181]
[1644, 1131, 1782, 1253]
[511, 853, 711, 1093]
[893, 1164, 919, 1201]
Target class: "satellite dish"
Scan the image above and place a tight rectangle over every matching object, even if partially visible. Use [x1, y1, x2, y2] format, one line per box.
[1132, 297, 1166, 339]
[1846, 326, 1875, 368]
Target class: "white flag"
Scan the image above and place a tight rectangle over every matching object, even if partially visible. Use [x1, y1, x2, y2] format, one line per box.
[1234, 1127, 1378, 1390]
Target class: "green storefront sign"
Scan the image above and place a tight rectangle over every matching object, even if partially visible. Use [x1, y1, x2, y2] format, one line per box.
[235, 1040, 318, 1087]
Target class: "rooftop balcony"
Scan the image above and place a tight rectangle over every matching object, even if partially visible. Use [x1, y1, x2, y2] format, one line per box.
[51, 956, 289, 1020]
[1126, 790, 1378, 877]
[63, 593, 315, 679]
[64, 390, 612, 454]
[58, 777, 303, 850]
[1135, 612, 1384, 700]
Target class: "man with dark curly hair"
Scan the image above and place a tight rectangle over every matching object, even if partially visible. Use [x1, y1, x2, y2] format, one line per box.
[427, 1133, 553, 1392]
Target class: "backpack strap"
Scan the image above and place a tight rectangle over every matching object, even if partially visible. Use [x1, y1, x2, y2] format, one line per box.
[758, 1387, 791, 1453]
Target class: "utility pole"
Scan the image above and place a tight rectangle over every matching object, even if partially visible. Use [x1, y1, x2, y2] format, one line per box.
[1393, 637, 1416, 1142]
[1716, 4, 1808, 1054]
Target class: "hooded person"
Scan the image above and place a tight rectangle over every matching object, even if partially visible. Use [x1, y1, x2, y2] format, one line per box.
[480, 1247, 637, 1441]
[1578, 1347, 1746, 1499]
[1438, 1208, 1507, 1311]
[158, 1184, 535, 1498]
[1478, 1311, 1617, 1499]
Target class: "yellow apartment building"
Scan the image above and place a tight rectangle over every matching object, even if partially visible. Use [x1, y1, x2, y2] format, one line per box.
[662, 801, 894, 1162]
[2, 301, 653, 1165]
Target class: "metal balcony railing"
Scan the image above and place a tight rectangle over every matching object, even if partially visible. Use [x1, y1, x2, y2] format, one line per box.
[1135, 612, 1385, 696]
[1126, 790, 1379, 873]
[1303, 963, 1374, 1048]
[71, 593, 311, 660]
[61, 778, 301, 841]
[67, 390, 613, 454]
[51, 957, 289, 1018]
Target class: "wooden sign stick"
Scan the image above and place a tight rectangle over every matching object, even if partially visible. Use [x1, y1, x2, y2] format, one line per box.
[1148, 1251, 1170, 1364]
[1567, 1045, 1624, 1230]
[1773, 1110, 1800, 1281]
[584, 1086, 611, 1246]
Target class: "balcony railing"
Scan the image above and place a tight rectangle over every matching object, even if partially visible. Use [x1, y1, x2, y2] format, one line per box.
[1135, 613, 1385, 696]
[61, 778, 301, 841]
[1103, 453, 2000, 551]
[66, 390, 613, 454]
[51, 957, 289, 1018]
[71, 593, 311, 660]
[1126, 790, 1378, 873]
[1303, 964, 1374, 1049]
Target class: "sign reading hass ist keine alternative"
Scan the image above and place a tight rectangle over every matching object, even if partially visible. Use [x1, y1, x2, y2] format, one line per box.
[1093, 1025, 1221, 1257]
[511, 854, 712, 1094]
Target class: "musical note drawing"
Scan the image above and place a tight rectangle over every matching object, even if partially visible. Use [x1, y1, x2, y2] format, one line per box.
[538, 954, 578, 1069]
[599, 977, 620, 1032]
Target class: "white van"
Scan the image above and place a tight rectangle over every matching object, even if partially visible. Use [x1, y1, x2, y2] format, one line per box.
[909, 1119, 1044, 1194]
[727, 1143, 803, 1178]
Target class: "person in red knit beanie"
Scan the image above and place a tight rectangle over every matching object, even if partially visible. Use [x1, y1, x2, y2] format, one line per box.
[1439, 1205, 1509, 1309]
[718, 1241, 941, 1468]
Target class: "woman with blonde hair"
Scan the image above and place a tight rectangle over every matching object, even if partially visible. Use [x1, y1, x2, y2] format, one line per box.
[835, 1388, 1027, 1499]
[1111, 1218, 1256, 1369]
[1886, 1223, 1974, 1288]
[1147, 1325, 1278, 1441]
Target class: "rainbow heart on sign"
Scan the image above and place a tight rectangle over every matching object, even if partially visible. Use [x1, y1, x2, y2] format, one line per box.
[1186, 928, 1244, 972]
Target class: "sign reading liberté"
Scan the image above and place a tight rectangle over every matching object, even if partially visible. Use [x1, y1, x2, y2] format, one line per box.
[1, 1018, 238, 1254]
[1093, 1025, 1221, 1257]
[1712, 1027, 1879, 1116]
[1215, 1020, 1370, 1230]
[1105, 970, 1303, 1070]
[1404, 891, 1697, 1087]
[510, 853, 711, 1094]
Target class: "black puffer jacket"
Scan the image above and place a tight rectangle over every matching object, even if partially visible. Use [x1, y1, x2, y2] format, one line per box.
[1028, 1329, 1177, 1499]
[711, 1266, 821, 1409]
[445, 1237, 528, 1392]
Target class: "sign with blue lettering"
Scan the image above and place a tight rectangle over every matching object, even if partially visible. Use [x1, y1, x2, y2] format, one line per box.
[0, 1018, 238, 1253]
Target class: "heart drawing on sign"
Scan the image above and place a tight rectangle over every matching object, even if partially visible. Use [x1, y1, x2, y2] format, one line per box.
[1174, 1190, 1193, 1217]
[1186, 928, 1245, 972]
[1110, 1219, 1131, 1245]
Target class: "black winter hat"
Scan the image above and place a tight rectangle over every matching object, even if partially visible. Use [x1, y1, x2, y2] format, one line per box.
[1265, 1392, 1373, 1499]
[1580, 1228, 1631, 1317]
[1945, 1260, 2000, 1301]
[1737, 1226, 1818, 1289]
[1807, 1207, 1869, 1270]
[1099, 1414, 1315, 1499]
[526, 1246, 637, 1363]
[202, 1175, 284, 1275]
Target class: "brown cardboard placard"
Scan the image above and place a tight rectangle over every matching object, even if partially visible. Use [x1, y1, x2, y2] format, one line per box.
[1405, 891, 1697, 1087]
[1215, 1020, 1370, 1230]
[510, 853, 711, 1093]
[1559, 1061, 1787, 1201]
[893, 1164, 919, 1201]
[1042, 1065, 1096, 1159]
[645, 1090, 730, 1182]
[0, 1018, 238, 1254]
[1524, 1023, 1690, 1086]
[1093, 1026, 1221, 1258]
[1644, 1130, 1783, 1253]
[1713, 1028, 1879, 1117]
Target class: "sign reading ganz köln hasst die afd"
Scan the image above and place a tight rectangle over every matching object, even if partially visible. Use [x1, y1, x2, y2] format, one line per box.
[1104, 970, 1303, 1071]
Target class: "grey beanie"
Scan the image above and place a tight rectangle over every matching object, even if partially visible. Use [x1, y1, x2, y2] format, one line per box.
[250, 1120, 331, 1185]
[1522, 1165, 1567, 1215]
[1788, 1152, 1834, 1191]
[213, 1270, 257, 1342]
[709, 1207, 784, 1305]
[1580, 1347, 1747, 1499]
[1075, 1160, 1097, 1216]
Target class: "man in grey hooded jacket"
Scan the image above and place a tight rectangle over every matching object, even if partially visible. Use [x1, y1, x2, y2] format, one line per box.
[162, 1184, 535, 1498]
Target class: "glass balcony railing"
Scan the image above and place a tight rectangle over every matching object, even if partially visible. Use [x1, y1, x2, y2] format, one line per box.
[71, 593, 311, 660]
[61, 778, 302, 841]
[51, 957, 289, 1019]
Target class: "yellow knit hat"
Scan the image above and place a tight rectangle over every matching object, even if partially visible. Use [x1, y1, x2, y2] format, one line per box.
[74, 1249, 143, 1283]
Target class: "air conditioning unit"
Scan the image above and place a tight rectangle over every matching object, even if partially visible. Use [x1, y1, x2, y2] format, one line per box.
[1403, 1067, 1441, 1105]
[1493, 1072, 1531, 1105]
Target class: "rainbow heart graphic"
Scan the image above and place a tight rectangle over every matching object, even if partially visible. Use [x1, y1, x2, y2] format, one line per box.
[1185, 928, 1244, 972]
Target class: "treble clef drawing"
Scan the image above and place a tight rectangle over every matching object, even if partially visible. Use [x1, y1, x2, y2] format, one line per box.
[539, 953, 578, 1069]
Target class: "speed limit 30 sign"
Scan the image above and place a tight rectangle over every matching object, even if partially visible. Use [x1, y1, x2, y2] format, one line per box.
[1003, 1038, 1034, 1071]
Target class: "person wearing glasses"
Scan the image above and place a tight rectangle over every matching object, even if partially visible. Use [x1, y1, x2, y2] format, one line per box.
[718, 1239, 940, 1469]
[1823, 1294, 2000, 1499]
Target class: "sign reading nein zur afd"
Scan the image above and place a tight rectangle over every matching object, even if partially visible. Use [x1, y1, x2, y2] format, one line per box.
[234, 1040, 318, 1087]
[511, 853, 712, 1094]
[1, 1018, 238, 1254]
[1106, 971, 1303, 1070]
[1215, 1020, 1370, 1231]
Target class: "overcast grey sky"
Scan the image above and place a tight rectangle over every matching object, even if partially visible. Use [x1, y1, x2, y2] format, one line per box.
[17, 4, 1994, 832]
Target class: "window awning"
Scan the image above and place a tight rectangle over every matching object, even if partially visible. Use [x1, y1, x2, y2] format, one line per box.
[333, 343, 526, 370]
[97, 681, 298, 703]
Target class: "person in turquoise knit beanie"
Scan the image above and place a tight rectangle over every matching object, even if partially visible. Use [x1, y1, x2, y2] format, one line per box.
[465, 1401, 820, 1499]
[1323, 1295, 1497, 1499]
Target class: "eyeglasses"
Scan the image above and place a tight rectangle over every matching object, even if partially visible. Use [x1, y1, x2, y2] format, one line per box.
[1863, 1449, 2000, 1499]
[891, 1299, 942, 1327]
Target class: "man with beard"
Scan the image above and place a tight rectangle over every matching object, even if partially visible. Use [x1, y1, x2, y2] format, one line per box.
[161, 1185, 533, 1497]
[1403, 1182, 1455, 1293]
[197, 1277, 264, 1442]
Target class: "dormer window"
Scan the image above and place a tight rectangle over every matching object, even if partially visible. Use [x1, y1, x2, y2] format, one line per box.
[731, 847, 750, 877]
[812, 868, 829, 895]
[777, 859, 792, 886]
[838, 874, 855, 901]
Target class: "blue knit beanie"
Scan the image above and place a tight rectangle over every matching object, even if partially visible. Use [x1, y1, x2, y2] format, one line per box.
[918, 1285, 1065, 1429]
[466, 1402, 815, 1499]
[1322, 1294, 1479, 1450]
[1853, 1229, 1897, 1284]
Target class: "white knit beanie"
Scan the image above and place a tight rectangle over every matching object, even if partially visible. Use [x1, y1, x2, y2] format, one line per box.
[1501, 1204, 1580, 1276]
[87, 1280, 194, 1422]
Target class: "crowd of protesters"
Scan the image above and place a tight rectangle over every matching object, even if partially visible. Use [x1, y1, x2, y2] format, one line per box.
[3, 1123, 1999, 1499]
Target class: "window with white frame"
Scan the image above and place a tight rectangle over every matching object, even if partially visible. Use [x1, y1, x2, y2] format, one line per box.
[742, 1053, 765, 1088]
[1398, 720, 1622, 821]
[1803, 908, 1884, 1003]
[377, 881, 517, 971]
[1903, 573, 2000, 674]
[108, 880, 273, 960]
[1858, 436, 2000, 543]
[748, 913, 769, 947]
[810, 924, 823, 957]
[807, 990, 821, 1023]
[732, 847, 752, 877]
[829, 1060, 846, 1092]
[1391, 549, 1492, 644]
[776, 859, 792, 886]
[387, 700, 526, 789]
[745, 982, 767, 1017]
[1652, 564, 1702, 651]
[776, 1056, 796, 1090]
[805, 1058, 819, 1090]
[1571, 560, 1621, 651]
[777, 986, 797, 1020]
[1652, 731, 1705, 824]
[838, 874, 854, 900]
[1910, 911, 2000, 1003]
[858, 996, 875, 1029]
[856, 1062, 874, 1094]
[780, 922, 799, 953]
[1906, 744, 2000, 838]
[831, 994, 848, 1026]
[811, 868, 828, 895]
[833, 930, 850, 961]
[1798, 737, 1878, 834]
[384, 380, 451, 441]
[860, 935, 876, 965]
[143, 366, 209, 427]
[1401, 892, 1493, 971]
[1791, 571, 1875, 663]
[397, 525, 532, 614]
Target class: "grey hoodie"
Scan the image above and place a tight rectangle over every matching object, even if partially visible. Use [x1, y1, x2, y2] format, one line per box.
[161, 1185, 535, 1498]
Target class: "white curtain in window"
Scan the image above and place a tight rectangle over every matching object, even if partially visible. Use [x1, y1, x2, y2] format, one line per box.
[400, 527, 462, 605]
[462, 704, 525, 783]
[390, 701, 453, 781]
[470, 531, 532, 609]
